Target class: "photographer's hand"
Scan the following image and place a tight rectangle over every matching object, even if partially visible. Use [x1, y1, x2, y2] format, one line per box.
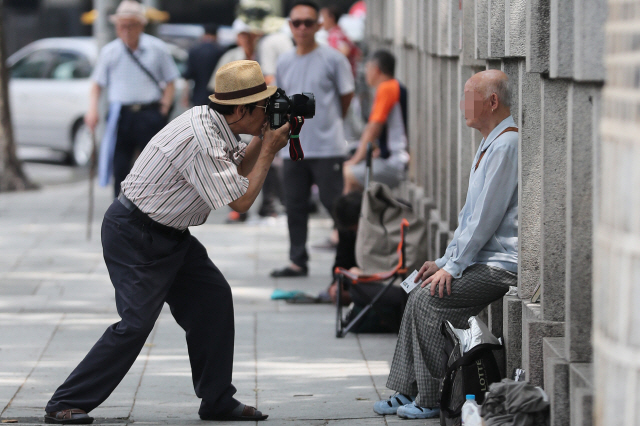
[262, 122, 291, 155]
[229, 122, 291, 214]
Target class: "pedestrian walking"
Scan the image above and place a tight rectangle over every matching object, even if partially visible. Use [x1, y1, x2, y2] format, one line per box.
[88, 1, 179, 197]
[182, 23, 224, 107]
[43, 60, 290, 424]
[270, 0, 355, 277]
[320, 5, 361, 77]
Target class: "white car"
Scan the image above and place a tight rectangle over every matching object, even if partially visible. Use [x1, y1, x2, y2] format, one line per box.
[7, 37, 188, 166]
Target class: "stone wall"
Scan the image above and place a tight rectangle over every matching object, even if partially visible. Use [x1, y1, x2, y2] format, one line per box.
[364, 0, 605, 424]
[593, 1, 640, 425]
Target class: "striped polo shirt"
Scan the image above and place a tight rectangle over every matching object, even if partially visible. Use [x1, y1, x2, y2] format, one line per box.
[120, 106, 249, 230]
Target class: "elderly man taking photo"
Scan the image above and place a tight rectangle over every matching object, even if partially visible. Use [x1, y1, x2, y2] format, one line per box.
[373, 69, 518, 420]
[43, 60, 289, 424]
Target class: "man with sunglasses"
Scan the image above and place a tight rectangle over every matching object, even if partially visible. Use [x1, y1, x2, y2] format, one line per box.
[271, 0, 355, 278]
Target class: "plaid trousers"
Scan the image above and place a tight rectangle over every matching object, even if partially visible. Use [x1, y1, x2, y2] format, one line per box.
[385, 264, 517, 407]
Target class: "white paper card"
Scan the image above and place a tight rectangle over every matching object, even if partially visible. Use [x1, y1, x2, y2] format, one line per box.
[401, 270, 422, 293]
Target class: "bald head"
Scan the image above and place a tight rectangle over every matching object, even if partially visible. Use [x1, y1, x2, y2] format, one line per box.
[467, 70, 511, 108]
[462, 70, 512, 137]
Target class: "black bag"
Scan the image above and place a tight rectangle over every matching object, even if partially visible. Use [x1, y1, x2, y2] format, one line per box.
[439, 321, 504, 426]
[344, 281, 407, 333]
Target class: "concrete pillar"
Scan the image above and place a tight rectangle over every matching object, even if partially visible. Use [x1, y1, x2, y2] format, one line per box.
[570, 363, 594, 426]
[505, 0, 527, 57]
[447, 60, 459, 229]
[436, 0, 459, 57]
[573, 0, 606, 81]
[419, 51, 430, 191]
[461, 0, 486, 66]
[370, 0, 384, 41]
[383, 0, 395, 43]
[428, 0, 438, 54]
[526, 0, 550, 73]
[457, 65, 481, 213]
[594, 1, 640, 424]
[403, 0, 419, 47]
[518, 64, 543, 299]
[543, 337, 570, 426]
[406, 49, 421, 184]
[565, 83, 597, 362]
[426, 54, 437, 202]
[438, 60, 448, 224]
[522, 302, 564, 387]
[501, 59, 521, 121]
[503, 296, 523, 381]
[489, 0, 506, 58]
[549, 0, 574, 78]
[540, 78, 569, 322]
[475, 0, 489, 59]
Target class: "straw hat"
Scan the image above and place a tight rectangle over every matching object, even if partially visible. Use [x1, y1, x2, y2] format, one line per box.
[209, 60, 277, 105]
[109, 1, 148, 25]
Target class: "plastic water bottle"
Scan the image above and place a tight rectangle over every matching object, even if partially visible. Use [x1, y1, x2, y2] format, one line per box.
[461, 394, 482, 426]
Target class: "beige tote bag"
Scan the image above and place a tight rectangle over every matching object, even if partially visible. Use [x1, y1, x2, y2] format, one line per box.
[355, 182, 428, 274]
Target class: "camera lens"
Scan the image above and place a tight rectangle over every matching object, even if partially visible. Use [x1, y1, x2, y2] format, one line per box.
[290, 93, 315, 119]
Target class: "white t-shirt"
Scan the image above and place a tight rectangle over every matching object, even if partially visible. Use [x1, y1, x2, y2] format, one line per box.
[275, 45, 355, 158]
[258, 32, 293, 77]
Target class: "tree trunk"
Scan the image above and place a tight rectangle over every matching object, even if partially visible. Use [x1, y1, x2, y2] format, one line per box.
[0, 0, 33, 192]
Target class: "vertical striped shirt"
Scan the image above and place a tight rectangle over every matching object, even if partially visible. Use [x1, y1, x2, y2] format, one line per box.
[120, 106, 249, 230]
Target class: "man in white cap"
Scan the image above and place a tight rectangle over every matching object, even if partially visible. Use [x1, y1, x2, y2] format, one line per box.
[44, 60, 289, 424]
[86, 0, 179, 197]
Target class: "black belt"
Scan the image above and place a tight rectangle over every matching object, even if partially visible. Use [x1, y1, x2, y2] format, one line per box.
[121, 101, 161, 113]
[117, 193, 187, 238]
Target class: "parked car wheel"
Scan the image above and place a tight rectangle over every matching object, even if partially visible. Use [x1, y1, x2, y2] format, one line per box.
[69, 121, 94, 167]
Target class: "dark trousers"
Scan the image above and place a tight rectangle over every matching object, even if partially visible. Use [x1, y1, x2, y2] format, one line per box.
[46, 200, 239, 417]
[259, 165, 283, 217]
[113, 107, 166, 197]
[282, 157, 344, 267]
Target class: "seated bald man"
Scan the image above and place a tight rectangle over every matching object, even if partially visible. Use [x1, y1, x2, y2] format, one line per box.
[372, 70, 518, 420]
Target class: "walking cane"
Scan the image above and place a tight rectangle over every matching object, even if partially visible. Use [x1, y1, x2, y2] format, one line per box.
[87, 128, 97, 241]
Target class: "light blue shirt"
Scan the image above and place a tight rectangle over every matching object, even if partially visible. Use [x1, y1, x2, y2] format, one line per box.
[92, 33, 179, 105]
[435, 116, 518, 278]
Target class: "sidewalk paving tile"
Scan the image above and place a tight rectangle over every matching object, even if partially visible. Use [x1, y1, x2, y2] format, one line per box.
[0, 180, 433, 425]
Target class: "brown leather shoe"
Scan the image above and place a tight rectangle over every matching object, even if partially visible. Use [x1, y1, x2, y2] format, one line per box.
[44, 408, 94, 424]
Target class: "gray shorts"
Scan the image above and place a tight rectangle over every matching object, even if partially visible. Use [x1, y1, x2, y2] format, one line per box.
[350, 158, 406, 189]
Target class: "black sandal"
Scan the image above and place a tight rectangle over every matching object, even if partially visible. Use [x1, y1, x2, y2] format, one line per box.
[270, 265, 308, 277]
[44, 408, 94, 424]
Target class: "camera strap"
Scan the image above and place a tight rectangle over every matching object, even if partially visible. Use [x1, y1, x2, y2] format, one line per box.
[289, 116, 305, 161]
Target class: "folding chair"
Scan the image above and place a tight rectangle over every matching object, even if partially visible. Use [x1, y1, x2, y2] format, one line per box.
[334, 218, 409, 338]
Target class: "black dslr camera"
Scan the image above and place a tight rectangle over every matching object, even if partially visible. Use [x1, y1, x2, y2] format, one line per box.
[267, 88, 315, 129]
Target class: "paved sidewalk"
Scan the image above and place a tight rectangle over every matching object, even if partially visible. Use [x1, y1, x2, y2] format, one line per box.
[0, 180, 438, 425]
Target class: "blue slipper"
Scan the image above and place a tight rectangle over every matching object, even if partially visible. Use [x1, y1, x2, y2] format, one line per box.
[373, 393, 415, 415]
[396, 401, 440, 419]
